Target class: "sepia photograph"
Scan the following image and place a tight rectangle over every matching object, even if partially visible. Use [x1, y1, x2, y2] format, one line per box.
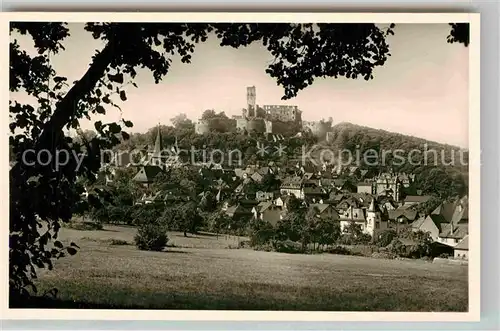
[3, 12, 480, 320]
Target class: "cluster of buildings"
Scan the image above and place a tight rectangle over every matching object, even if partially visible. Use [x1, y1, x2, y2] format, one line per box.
[195, 86, 334, 139]
[102, 120, 469, 261]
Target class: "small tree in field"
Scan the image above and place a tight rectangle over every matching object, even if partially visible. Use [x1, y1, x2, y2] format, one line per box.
[134, 221, 169, 251]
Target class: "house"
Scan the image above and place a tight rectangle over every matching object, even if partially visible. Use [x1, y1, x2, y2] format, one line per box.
[357, 182, 373, 194]
[303, 172, 315, 181]
[163, 191, 189, 205]
[251, 172, 264, 183]
[280, 176, 304, 199]
[454, 235, 469, 260]
[434, 196, 469, 246]
[252, 202, 282, 227]
[257, 166, 271, 176]
[359, 169, 369, 179]
[132, 165, 163, 187]
[256, 191, 274, 202]
[388, 207, 419, 232]
[303, 186, 328, 203]
[411, 215, 442, 241]
[403, 195, 432, 206]
[309, 204, 339, 220]
[332, 179, 347, 191]
[138, 191, 163, 205]
[340, 199, 387, 237]
[374, 173, 402, 201]
[234, 168, 245, 179]
[234, 183, 244, 194]
[225, 204, 253, 223]
[412, 196, 468, 247]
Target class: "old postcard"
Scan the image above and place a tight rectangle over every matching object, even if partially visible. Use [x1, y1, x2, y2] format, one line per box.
[1, 12, 480, 321]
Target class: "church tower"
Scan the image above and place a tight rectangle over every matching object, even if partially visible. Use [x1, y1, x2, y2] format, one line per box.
[366, 198, 378, 237]
[149, 123, 164, 168]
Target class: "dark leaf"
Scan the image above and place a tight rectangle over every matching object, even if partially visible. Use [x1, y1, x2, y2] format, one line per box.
[96, 105, 106, 114]
[108, 73, 124, 84]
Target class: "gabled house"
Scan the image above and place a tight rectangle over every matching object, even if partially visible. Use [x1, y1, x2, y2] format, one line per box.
[454, 235, 469, 260]
[256, 191, 274, 202]
[251, 172, 264, 183]
[308, 203, 339, 220]
[340, 199, 388, 238]
[225, 205, 253, 223]
[411, 196, 468, 248]
[388, 207, 419, 232]
[332, 179, 347, 192]
[303, 186, 328, 203]
[234, 168, 245, 179]
[252, 201, 282, 227]
[133, 165, 163, 188]
[280, 176, 304, 199]
[411, 215, 441, 241]
[432, 196, 468, 247]
[357, 182, 373, 194]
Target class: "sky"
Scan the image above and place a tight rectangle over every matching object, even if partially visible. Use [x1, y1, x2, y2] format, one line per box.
[11, 23, 469, 147]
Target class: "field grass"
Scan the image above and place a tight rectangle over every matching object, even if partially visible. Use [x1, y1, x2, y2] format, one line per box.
[24, 225, 468, 311]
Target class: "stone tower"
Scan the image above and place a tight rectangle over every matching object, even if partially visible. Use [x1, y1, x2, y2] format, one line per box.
[247, 86, 256, 118]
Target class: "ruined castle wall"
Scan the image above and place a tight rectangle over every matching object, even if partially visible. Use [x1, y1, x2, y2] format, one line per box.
[303, 121, 332, 138]
[236, 118, 248, 131]
[247, 118, 266, 133]
[195, 118, 237, 134]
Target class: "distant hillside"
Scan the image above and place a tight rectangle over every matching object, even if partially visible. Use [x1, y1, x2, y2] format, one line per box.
[322, 122, 469, 198]
[327, 122, 465, 152]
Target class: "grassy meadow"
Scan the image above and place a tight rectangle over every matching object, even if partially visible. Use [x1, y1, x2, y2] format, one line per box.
[22, 225, 468, 311]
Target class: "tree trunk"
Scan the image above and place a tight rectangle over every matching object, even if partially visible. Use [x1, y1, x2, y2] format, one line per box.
[10, 41, 116, 177]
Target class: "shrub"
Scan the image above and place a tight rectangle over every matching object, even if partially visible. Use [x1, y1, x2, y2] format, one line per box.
[325, 245, 352, 255]
[64, 220, 103, 231]
[371, 251, 396, 259]
[109, 239, 129, 246]
[377, 229, 397, 247]
[272, 240, 304, 254]
[252, 243, 274, 252]
[134, 222, 169, 251]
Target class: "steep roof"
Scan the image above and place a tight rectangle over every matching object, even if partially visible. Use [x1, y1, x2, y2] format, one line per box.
[439, 223, 468, 239]
[454, 235, 469, 250]
[256, 201, 273, 213]
[280, 176, 303, 189]
[310, 203, 331, 214]
[404, 195, 432, 204]
[388, 208, 418, 221]
[333, 179, 346, 187]
[303, 187, 325, 195]
[152, 124, 163, 158]
[133, 165, 163, 183]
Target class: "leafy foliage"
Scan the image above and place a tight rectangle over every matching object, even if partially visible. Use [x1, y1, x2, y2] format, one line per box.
[447, 23, 469, 47]
[134, 222, 169, 251]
